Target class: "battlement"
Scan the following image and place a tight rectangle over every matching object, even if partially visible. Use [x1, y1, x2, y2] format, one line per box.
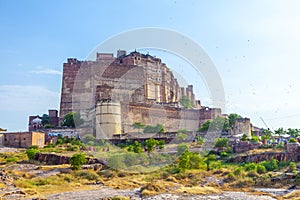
[96, 53, 114, 61]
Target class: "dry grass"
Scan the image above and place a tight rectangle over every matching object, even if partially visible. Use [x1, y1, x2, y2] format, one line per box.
[175, 186, 221, 195]
[283, 190, 300, 200]
[140, 180, 179, 196]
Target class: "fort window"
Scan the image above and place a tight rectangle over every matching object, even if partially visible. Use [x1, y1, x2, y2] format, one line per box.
[23, 138, 26, 140]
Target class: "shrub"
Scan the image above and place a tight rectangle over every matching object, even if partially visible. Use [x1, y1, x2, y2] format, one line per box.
[233, 167, 243, 176]
[67, 145, 80, 151]
[28, 145, 39, 150]
[132, 141, 143, 153]
[240, 134, 248, 141]
[25, 148, 40, 160]
[5, 156, 18, 163]
[220, 151, 228, 158]
[195, 136, 205, 145]
[295, 173, 300, 186]
[214, 138, 228, 148]
[289, 138, 298, 143]
[261, 158, 278, 171]
[244, 163, 257, 172]
[256, 164, 267, 174]
[225, 172, 236, 182]
[75, 170, 99, 180]
[158, 140, 165, 149]
[288, 162, 297, 172]
[250, 136, 260, 143]
[70, 153, 86, 170]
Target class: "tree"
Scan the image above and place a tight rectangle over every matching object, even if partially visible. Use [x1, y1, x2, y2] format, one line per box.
[70, 153, 86, 170]
[198, 120, 211, 132]
[261, 129, 273, 140]
[61, 112, 84, 128]
[41, 114, 50, 126]
[25, 148, 40, 160]
[215, 138, 229, 148]
[131, 141, 143, 153]
[274, 128, 286, 136]
[286, 128, 300, 138]
[240, 133, 248, 141]
[179, 96, 194, 109]
[145, 138, 159, 153]
[204, 154, 216, 171]
[228, 113, 242, 128]
[198, 117, 229, 132]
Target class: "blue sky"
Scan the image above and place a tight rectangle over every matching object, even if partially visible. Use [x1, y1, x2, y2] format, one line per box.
[1, 0, 300, 131]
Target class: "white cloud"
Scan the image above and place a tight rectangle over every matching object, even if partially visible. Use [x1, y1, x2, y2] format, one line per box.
[30, 66, 62, 75]
[0, 85, 59, 112]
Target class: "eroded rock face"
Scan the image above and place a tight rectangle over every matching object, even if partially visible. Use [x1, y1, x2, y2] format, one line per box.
[286, 143, 300, 154]
[34, 153, 105, 166]
[227, 152, 300, 163]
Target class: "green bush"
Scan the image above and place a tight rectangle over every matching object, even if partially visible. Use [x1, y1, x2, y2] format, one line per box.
[250, 136, 260, 143]
[220, 151, 228, 158]
[288, 138, 298, 143]
[261, 158, 278, 171]
[233, 167, 243, 176]
[244, 163, 257, 171]
[67, 145, 80, 151]
[25, 148, 40, 160]
[288, 162, 297, 172]
[214, 138, 229, 148]
[256, 164, 267, 174]
[295, 173, 300, 186]
[70, 153, 86, 170]
[5, 156, 18, 163]
[28, 145, 39, 149]
[158, 140, 165, 149]
[75, 170, 99, 180]
[240, 134, 248, 141]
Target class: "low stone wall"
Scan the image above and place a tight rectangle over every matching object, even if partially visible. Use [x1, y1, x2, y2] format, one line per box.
[227, 152, 300, 163]
[34, 153, 106, 166]
[232, 141, 262, 153]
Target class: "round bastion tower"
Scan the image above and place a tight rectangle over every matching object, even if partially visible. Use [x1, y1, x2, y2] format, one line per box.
[95, 100, 122, 139]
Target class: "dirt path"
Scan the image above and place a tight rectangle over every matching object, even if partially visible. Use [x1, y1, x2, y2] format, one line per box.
[42, 187, 277, 200]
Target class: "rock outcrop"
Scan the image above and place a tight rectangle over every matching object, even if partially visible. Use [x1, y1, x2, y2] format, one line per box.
[227, 152, 300, 163]
[34, 153, 106, 166]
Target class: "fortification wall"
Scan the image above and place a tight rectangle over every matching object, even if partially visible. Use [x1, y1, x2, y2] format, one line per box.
[120, 103, 219, 134]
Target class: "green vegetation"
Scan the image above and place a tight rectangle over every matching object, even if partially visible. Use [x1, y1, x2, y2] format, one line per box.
[61, 111, 84, 128]
[143, 124, 164, 133]
[198, 117, 230, 132]
[214, 138, 229, 148]
[179, 95, 194, 109]
[240, 133, 249, 141]
[228, 113, 242, 128]
[25, 148, 40, 160]
[132, 122, 145, 132]
[288, 138, 298, 143]
[70, 153, 86, 170]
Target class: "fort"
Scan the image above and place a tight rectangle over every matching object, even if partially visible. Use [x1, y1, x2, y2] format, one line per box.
[59, 50, 223, 138]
